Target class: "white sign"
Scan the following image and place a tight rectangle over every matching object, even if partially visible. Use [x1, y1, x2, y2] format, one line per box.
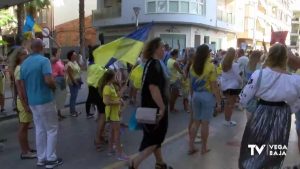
[42, 27, 50, 37]
[43, 38, 50, 49]
[248, 144, 287, 156]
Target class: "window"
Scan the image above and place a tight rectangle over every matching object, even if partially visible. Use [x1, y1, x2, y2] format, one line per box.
[146, 0, 206, 15]
[194, 35, 201, 47]
[169, 1, 179, 12]
[104, 0, 113, 7]
[160, 34, 186, 49]
[157, 1, 167, 12]
[190, 2, 198, 14]
[198, 0, 205, 15]
[204, 36, 209, 44]
[147, 1, 156, 13]
[180, 1, 189, 13]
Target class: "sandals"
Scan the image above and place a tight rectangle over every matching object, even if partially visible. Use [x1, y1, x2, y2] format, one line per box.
[155, 163, 173, 169]
[94, 140, 104, 152]
[188, 149, 199, 155]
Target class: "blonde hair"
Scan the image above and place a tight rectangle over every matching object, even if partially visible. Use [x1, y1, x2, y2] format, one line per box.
[8, 47, 26, 73]
[248, 50, 262, 71]
[222, 47, 236, 72]
[265, 43, 287, 70]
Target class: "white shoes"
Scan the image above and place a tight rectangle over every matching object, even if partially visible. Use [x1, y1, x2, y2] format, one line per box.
[223, 120, 237, 127]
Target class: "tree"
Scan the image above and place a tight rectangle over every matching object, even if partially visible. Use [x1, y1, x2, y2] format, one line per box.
[16, 0, 50, 42]
[0, 9, 15, 45]
[16, 3, 25, 44]
[79, 0, 86, 67]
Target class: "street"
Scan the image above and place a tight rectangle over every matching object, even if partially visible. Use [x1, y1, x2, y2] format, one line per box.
[0, 87, 300, 169]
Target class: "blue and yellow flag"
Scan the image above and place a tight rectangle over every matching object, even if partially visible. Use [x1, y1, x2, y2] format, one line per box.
[23, 15, 42, 33]
[93, 23, 153, 67]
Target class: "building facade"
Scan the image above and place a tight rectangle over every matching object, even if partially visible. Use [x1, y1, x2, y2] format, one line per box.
[237, 0, 293, 50]
[92, 0, 246, 51]
[290, 10, 300, 52]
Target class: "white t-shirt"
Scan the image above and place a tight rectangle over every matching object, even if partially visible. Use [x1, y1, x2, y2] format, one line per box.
[220, 62, 242, 91]
[237, 56, 249, 72]
[240, 67, 300, 110]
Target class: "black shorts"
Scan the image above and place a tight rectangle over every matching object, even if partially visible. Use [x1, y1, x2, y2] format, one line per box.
[87, 86, 105, 114]
[223, 89, 241, 96]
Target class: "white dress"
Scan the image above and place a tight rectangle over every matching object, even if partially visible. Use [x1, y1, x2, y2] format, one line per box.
[239, 67, 300, 110]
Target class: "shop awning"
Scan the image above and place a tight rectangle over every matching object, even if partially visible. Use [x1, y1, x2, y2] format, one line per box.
[0, 0, 33, 9]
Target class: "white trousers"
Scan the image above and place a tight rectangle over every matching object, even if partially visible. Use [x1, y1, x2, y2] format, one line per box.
[30, 101, 58, 161]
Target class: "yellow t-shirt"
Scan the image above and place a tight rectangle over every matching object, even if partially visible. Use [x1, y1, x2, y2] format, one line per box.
[87, 64, 106, 88]
[190, 60, 217, 92]
[167, 58, 179, 84]
[103, 84, 120, 122]
[216, 64, 222, 76]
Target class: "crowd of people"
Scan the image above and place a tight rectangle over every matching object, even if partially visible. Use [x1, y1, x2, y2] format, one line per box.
[2, 36, 300, 169]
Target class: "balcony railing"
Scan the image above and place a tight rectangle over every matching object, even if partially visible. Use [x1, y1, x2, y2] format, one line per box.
[92, 6, 121, 21]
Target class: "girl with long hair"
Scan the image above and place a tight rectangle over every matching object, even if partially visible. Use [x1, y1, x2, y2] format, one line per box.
[220, 48, 242, 126]
[10, 47, 36, 159]
[188, 44, 221, 155]
[100, 70, 128, 161]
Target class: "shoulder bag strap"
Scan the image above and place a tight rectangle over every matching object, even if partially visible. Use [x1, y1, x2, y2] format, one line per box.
[256, 69, 281, 96]
[141, 59, 153, 89]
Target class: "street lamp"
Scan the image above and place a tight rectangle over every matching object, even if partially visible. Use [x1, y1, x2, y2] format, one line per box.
[133, 7, 141, 30]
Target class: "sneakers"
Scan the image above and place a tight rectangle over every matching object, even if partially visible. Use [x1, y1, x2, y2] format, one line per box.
[37, 160, 46, 166]
[71, 111, 82, 117]
[223, 120, 237, 127]
[45, 158, 63, 169]
[117, 154, 130, 161]
[20, 152, 37, 159]
[107, 150, 116, 156]
[86, 113, 94, 119]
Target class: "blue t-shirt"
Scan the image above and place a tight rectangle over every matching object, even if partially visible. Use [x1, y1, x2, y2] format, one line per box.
[20, 53, 54, 106]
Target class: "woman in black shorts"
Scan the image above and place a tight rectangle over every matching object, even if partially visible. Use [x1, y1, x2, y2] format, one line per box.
[86, 58, 107, 151]
[220, 48, 242, 127]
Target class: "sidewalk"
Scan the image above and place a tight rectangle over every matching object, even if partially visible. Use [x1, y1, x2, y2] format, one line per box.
[103, 111, 300, 169]
[0, 72, 88, 121]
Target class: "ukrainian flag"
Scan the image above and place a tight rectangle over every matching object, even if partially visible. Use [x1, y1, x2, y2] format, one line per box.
[93, 23, 153, 67]
[23, 15, 42, 33]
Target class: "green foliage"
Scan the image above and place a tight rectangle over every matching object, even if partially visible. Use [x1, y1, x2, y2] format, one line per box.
[25, 0, 51, 15]
[0, 40, 8, 45]
[0, 10, 15, 27]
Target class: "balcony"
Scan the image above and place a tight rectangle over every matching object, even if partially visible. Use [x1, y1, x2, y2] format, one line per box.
[92, 6, 121, 22]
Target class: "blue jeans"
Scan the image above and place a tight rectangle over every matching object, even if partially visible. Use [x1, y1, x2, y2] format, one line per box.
[69, 84, 80, 114]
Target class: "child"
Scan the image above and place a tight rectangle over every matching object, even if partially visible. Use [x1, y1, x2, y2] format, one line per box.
[99, 70, 129, 161]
